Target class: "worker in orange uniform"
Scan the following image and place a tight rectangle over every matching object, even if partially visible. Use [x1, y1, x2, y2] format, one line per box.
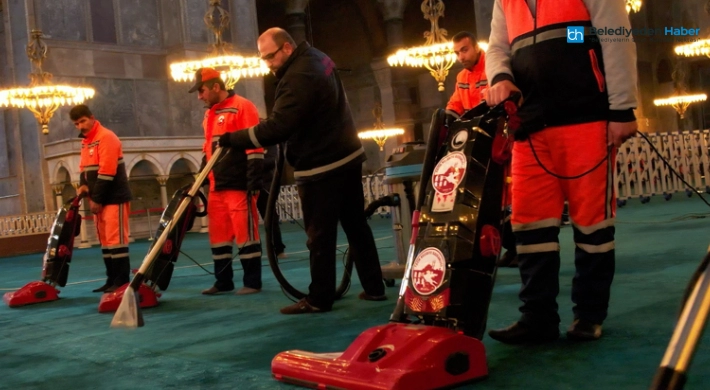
[72, 105, 133, 293]
[190, 68, 264, 296]
[445, 31, 517, 268]
[485, 0, 638, 343]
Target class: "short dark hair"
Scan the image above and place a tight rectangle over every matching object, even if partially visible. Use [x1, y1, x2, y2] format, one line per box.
[204, 78, 226, 91]
[70, 105, 93, 121]
[271, 28, 297, 48]
[452, 31, 477, 44]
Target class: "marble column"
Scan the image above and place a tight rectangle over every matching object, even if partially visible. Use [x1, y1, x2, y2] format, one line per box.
[53, 184, 64, 211]
[473, 0, 495, 42]
[229, 0, 268, 117]
[375, 0, 417, 144]
[157, 175, 169, 208]
[285, 0, 310, 44]
[3, 0, 52, 213]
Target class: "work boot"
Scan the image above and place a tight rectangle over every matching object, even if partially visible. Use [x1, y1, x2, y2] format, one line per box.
[105, 257, 131, 293]
[488, 322, 559, 344]
[93, 258, 113, 293]
[566, 319, 603, 341]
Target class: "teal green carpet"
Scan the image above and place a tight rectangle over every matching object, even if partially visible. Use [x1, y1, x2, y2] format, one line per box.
[0, 195, 708, 389]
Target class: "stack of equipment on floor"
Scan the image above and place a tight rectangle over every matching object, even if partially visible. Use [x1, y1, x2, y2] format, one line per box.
[381, 142, 426, 281]
[271, 95, 521, 389]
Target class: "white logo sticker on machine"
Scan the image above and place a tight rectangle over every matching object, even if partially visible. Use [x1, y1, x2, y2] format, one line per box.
[411, 247, 446, 295]
[431, 152, 467, 212]
[451, 130, 468, 150]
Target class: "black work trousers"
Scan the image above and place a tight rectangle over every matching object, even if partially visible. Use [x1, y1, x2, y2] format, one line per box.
[297, 165, 385, 309]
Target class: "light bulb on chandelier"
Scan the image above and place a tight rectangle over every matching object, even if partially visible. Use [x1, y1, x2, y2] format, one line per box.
[0, 30, 95, 134]
[169, 0, 269, 90]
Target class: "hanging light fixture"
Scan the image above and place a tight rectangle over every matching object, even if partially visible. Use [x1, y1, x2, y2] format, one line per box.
[358, 103, 404, 151]
[626, 0, 643, 13]
[653, 93, 707, 119]
[387, 0, 457, 92]
[675, 40, 710, 59]
[0, 30, 95, 134]
[169, 0, 269, 90]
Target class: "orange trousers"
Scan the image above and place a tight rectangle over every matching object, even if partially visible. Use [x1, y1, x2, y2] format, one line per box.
[511, 121, 616, 245]
[94, 203, 130, 248]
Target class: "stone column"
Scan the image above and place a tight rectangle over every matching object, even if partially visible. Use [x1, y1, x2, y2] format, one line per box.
[3, 0, 52, 213]
[157, 175, 169, 208]
[376, 0, 416, 143]
[473, 0, 495, 42]
[73, 182, 91, 248]
[285, 0, 310, 44]
[53, 184, 64, 211]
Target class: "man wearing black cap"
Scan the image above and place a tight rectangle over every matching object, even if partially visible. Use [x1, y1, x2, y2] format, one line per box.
[218, 27, 387, 314]
[190, 67, 264, 296]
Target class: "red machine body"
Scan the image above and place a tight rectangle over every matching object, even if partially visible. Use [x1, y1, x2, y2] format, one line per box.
[272, 100, 519, 389]
[97, 283, 160, 313]
[3, 281, 61, 307]
[272, 323, 487, 390]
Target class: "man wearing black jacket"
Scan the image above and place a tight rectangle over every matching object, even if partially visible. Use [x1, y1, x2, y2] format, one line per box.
[219, 28, 386, 314]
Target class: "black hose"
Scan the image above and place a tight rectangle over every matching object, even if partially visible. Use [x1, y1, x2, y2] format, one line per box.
[264, 144, 354, 301]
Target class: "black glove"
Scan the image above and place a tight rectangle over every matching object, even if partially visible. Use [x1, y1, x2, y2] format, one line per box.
[218, 132, 233, 148]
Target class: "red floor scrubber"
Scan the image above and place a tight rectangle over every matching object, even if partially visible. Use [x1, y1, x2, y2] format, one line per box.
[98, 181, 208, 313]
[271, 95, 520, 390]
[109, 148, 223, 327]
[4, 195, 85, 307]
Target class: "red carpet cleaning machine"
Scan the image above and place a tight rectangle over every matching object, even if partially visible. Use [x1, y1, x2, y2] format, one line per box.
[109, 148, 222, 327]
[97, 182, 208, 313]
[271, 96, 521, 390]
[4, 195, 85, 307]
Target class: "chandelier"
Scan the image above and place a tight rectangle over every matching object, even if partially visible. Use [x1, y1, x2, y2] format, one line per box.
[169, 0, 269, 90]
[0, 30, 95, 134]
[653, 93, 707, 119]
[358, 103, 404, 151]
[626, 0, 643, 13]
[675, 39, 710, 58]
[387, 0, 456, 92]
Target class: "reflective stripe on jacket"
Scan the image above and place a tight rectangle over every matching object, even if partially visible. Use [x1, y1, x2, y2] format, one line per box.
[79, 120, 131, 205]
[202, 92, 264, 192]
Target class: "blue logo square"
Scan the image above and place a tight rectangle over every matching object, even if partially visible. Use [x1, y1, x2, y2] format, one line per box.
[567, 26, 585, 43]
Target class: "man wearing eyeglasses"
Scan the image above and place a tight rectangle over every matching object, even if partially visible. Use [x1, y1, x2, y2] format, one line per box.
[218, 27, 386, 315]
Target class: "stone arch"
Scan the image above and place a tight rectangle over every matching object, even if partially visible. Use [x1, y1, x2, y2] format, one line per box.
[54, 165, 76, 207]
[165, 152, 201, 177]
[166, 156, 200, 198]
[126, 154, 165, 178]
[128, 159, 163, 217]
[53, 160, 73, 184]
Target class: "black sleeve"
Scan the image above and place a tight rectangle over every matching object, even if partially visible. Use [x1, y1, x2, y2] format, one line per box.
[247, 152, 264, 192]
[229, 73, 316, 149]
[91, 178, 112, 205]
[198, 154, 209, 187]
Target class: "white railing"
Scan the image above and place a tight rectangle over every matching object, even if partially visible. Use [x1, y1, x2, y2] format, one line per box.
[616, 130, 709, 202]
[0, 212, 56, 237]
[274, 173, 391, 224]
[2, 129, 708, 237]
